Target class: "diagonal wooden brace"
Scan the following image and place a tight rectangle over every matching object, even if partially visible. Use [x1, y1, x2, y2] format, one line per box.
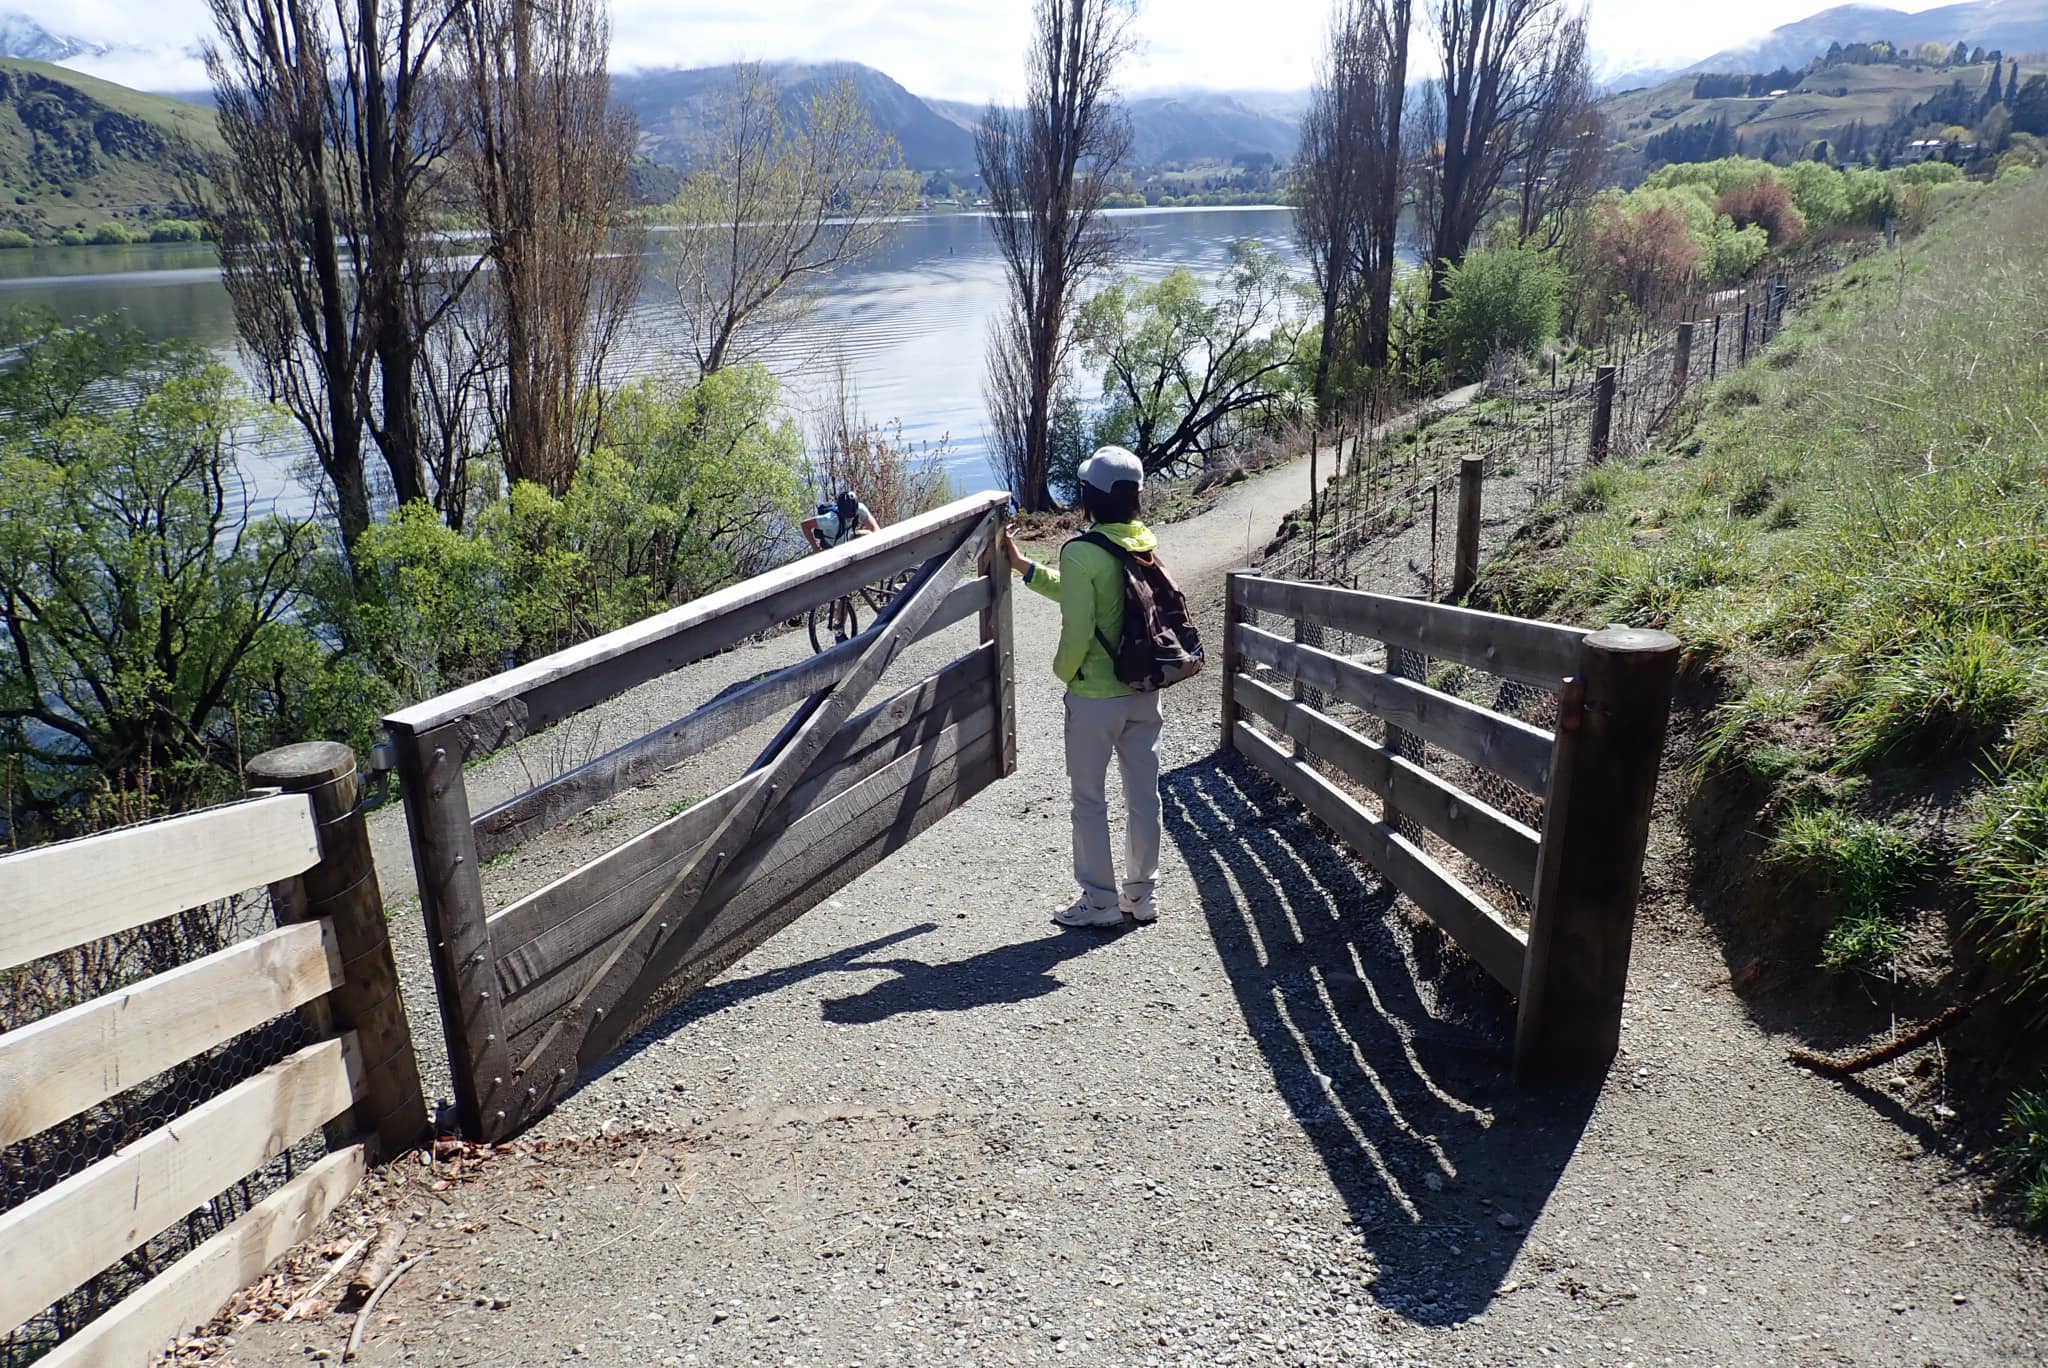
[505, 509, 998, 1115]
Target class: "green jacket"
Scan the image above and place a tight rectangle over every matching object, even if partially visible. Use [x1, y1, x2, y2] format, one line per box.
[1022, 521, 1156, 699]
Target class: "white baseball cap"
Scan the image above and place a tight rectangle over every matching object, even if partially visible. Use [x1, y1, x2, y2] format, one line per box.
[1078, 445, 1144, 492]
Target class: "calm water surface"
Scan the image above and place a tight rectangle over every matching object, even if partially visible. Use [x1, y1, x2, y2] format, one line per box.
[0, 208, 1308, 512]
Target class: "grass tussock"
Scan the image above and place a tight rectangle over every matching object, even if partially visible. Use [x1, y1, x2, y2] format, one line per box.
[1488, 173, 2048, 1217]
[1769, 805, 1931, 974]
[2003, 1087, 2048, 1229]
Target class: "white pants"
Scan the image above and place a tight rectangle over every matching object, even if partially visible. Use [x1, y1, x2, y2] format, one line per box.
[1064, 690, 1164, 910]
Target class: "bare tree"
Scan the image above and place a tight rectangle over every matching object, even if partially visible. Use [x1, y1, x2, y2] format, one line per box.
[668, 65, 914, 376]
[447, 0, 639, 496]
[1511, 10, 1602, 249]
[1416, 0, 1576, 301]
[202, 0, 460, 553]
[1294, 1, 1411, 410]
[1354, 1, 1412, 376]
[1293, 3, 1367, 414]
[977, 0, 1136, 511]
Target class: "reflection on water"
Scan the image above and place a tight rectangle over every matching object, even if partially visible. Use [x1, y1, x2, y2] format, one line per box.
[0, 209, 1318, 506]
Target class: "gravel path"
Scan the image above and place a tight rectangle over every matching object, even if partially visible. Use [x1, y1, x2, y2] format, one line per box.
[227, 428, 2043, 1368]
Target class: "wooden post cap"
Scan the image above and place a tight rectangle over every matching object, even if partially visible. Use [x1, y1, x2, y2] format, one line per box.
[1460, 454, 1484, 473]
[1584, 627, 1681, 658]
[247, 741, 357, 789]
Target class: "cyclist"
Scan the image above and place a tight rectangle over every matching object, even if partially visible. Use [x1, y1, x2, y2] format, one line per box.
[803, 489, 880, 553]
[802, 489, 882, 643]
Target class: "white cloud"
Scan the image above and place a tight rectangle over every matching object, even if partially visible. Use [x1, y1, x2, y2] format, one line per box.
[0, 0, 1969, 101]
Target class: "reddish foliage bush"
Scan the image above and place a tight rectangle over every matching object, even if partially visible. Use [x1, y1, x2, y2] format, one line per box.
[1580, 198, 1702, 330]
[1717, 175, 1809, 247]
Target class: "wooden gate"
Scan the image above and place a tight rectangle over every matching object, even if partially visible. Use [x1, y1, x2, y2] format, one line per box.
[1222, 573, 1681, 1081]
[385, 492, 1016, 1140]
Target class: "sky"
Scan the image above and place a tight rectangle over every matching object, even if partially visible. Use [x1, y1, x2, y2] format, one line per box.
[24, 0, 1961, 101]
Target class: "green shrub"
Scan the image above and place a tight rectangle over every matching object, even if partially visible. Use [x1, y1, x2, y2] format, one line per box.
[1434, 244, 1562, 377]
[148, 219, 204, 243]
[57, 227, 90, 246]
[89, 222, 133, 245]
[0, 229, 31, 249]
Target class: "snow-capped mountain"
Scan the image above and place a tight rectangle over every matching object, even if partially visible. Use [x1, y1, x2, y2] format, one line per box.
[0, 13, 110, 64]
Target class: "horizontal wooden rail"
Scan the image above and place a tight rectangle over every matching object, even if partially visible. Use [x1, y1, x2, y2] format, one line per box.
[470, 575, 993, 860]
[0, 918, 344, 1147]
[1237, 624, 1554, 796]
[37, 1143, 368, 1368]
[0, 1033, 360, 1335]
[509, 712, 1002, 1062]
[1234, 723, 1527, 990]
[388, 490, 1012, 762]
[1234, 674, 1540, 898]
[1234, 576, 1588, 690]
[489, 646, 994, 1015]
[485, 643, 993, 965]
[0, 793, 318, 971]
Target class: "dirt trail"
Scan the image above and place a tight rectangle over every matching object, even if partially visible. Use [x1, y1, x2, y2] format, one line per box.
[231, 423, 2042, 1367]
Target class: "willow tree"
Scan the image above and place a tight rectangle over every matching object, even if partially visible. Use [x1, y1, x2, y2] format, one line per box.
[447, 0, 639, 496]
[667, 65, 913, 376]
[977, 0, 1136, 511]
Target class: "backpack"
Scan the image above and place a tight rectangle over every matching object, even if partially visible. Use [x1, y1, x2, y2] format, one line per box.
[1073, 531, 1205, 692]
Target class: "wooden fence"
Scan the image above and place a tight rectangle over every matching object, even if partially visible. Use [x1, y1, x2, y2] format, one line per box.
[385, 491, 1017, 1140]
[0, 743, 424, 1364]
[1222, 574, 1681, 1078]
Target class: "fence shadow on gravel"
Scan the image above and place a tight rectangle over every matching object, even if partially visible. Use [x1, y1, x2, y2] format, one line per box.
[1163, 752, 1599, 1327]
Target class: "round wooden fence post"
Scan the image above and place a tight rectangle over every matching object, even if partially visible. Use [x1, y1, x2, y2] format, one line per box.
[1673, 321, 1694, 392]
[1514, 627, 1683, 1083]
[1222, 570, 1250, 744]
[1453, 455, 1484, 598]
[1588, 364, 1618, 464]
[248, 741, 428, 1158]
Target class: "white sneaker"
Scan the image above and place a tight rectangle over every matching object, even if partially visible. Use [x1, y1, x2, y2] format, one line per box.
[1054, 899, 1124, 928]
[1120, 893, 1158, 925]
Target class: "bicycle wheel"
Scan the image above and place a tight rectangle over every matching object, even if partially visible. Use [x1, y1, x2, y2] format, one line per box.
[860, 570, 914, 618]
[807, 595, 860, 653]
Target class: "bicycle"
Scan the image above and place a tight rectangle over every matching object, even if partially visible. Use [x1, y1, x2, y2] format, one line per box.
[807, 570, 915, 653]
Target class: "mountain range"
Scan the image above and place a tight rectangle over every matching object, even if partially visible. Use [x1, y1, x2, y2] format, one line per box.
[1687, 1, 2048, 77]
[616, 64, 1305, 173]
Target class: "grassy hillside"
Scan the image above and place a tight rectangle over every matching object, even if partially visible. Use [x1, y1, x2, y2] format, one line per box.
[1483, 171, 2048, 1222]
[0, 58, 220, 241]
[1605, 56, 2044, 171]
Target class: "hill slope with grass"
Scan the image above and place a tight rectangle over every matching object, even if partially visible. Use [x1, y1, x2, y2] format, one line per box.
[1603, 55, 2046, 172]
[0, 58, 218, 242]
[1482, 170, 2048, 1226]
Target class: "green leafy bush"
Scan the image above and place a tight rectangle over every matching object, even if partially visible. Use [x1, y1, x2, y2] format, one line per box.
[0, 311, 322, 827]
[88, 222, 133, 245]
[148, 219, 205, 243]
[0, 229, 32, 249]
[1433, 245, 1563, 378]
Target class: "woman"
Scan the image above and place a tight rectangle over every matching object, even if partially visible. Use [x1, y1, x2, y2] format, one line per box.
[998, 446, 1163, 929]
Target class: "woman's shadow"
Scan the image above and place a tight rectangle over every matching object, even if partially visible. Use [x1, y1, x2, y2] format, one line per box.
[821, 926, 1124, 1024]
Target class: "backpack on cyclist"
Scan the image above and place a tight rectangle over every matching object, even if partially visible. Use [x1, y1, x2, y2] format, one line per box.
[1073, 531, 1204, 692]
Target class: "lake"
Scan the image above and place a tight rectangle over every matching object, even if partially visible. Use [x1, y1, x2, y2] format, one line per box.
[0, 207, 1308, 511]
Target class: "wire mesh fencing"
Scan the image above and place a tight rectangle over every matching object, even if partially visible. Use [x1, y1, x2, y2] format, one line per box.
[1239, 601, 1553, 932]
[0, 893, 335, 1365]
